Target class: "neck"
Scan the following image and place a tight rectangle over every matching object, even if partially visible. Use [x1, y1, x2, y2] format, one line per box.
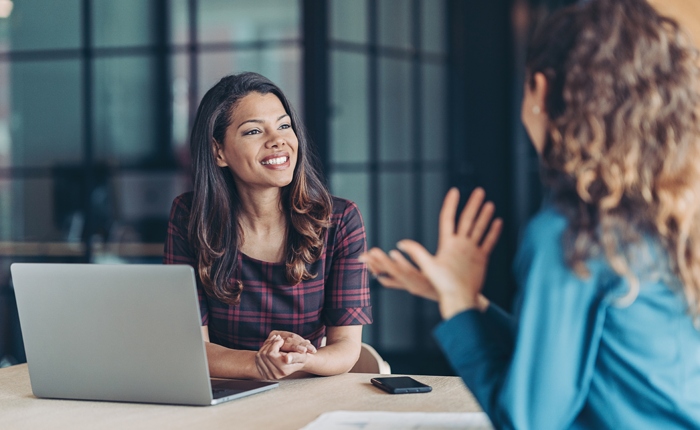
[235, 185, 287, 235]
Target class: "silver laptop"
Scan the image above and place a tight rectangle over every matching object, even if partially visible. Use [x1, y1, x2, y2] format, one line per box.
[10, 263, 278, 406]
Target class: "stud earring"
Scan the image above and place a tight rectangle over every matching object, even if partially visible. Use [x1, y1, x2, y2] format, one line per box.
[532, 105, 541, 115]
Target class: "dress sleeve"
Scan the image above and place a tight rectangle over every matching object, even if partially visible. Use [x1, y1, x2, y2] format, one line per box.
[322, 200, 373, 326]
[163, 194, 209, 326]
[433, 211, 614, 430]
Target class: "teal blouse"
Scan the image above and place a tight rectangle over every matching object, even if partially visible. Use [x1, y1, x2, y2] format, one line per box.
[434, 208, 700, 429]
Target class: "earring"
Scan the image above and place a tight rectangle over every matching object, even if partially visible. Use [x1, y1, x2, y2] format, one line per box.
[532, 105, 541, 115]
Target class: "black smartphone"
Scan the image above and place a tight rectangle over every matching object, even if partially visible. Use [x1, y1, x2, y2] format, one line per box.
[370, 376, 432, 394]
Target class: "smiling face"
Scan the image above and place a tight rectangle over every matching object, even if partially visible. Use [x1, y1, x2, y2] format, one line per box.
[213, 92, 299, 192]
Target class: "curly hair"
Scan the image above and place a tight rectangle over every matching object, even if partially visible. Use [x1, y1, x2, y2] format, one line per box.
[528, 0, 700, 312]
[188, 73, 331, 305]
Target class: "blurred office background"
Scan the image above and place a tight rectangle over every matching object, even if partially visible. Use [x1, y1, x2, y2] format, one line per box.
[1, 0, 696, 374]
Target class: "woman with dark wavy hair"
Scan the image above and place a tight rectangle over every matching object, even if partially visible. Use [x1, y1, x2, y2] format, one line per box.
[164, 72, 372, 380]
[361, 0, 700, 427]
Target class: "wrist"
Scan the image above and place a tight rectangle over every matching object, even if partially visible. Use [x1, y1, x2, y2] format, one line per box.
[438, 292, 479, 320]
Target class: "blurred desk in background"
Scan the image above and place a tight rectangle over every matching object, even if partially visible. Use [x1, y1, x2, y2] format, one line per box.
[0, 242, 164, 258]
[0, 364, 481, 430]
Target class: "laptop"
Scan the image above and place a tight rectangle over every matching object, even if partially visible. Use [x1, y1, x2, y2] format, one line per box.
[10, 263, 278, 406]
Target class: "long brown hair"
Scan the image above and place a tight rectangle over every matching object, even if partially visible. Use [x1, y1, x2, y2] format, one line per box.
[188, 73, 331, 305]
[528, 0, 700, 311]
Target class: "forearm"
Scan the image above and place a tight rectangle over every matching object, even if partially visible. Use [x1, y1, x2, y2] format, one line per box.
[205, 341, 261, 379]
[433, 310, 512, 423]
[301, 338, 361, 376]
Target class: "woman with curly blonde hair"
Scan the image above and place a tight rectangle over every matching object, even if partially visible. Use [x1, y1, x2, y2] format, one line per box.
[361, 0, 700, 427]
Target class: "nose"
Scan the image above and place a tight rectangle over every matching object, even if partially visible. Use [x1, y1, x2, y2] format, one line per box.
[266, 130, 287, 148]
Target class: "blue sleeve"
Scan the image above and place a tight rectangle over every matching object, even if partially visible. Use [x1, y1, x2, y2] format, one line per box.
[434, 210, 613, 430]
[483, 301, 517, 347]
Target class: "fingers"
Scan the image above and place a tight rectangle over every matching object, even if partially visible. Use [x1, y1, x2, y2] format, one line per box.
[396, 239, 434, 272]
[469, 200, 495, 242]
[269, 331, 316, 353]
[456, 187, 486, 237]
[360, 249, 407, 289]
[256, 334, 285, 379]
[480, 217, 503, 253]
[438, 188, 460, 247]
[367, 248, 402, 278]
[388, 249, 419, 274]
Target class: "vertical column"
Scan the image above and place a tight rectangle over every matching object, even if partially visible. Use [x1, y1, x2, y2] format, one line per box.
[187, 0, 198, 132]
[367, 0, 381, 345]
[154, 0, 173, 167]
[81, 0, 94, 262]
[303, 0, 329, 173]
[410, 0, 426, 358]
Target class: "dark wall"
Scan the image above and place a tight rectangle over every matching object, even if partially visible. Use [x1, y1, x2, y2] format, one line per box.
[448, 0, 518, 311]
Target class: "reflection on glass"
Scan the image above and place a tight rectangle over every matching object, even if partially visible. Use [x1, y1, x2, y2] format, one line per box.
[197, 0, 300, 44]
[379, 57, 411, 162]
[330, 51, 368, 164]
[5, 0, 80, 52]
[330, 0, 367, 44]
[422, 172, 446, 253]
[10, 178, 65, 241]
[421, 0, 446, 54]
[378, 0, 411, 50]
[422, 63, 446, 162]
[379, 285, 415, 351]
[0, 178, 10, 240]
[170, 0, 189, 46]
[171, 53, 190, 160]
[198, 47, 302, 114]
[329, 172, 371, 246]
[94, 57, 157, 164]
[379, 172, 414, 250]
[10, 60, 82, 168]
[0, 61, 9, 170]
[93, 0, 155, 48]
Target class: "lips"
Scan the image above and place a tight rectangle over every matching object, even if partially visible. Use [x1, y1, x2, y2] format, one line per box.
[260, 152, 291, 170]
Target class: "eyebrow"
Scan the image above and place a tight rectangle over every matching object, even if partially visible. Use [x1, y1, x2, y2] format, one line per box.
[237, 114, 289, 130]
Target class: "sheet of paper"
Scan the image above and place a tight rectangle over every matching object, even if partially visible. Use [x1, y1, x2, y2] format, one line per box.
[299, 410, 494, 430]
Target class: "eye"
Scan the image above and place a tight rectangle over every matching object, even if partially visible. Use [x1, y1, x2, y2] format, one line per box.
[243, 129, 261, 135]
[279, 124, 291, 130]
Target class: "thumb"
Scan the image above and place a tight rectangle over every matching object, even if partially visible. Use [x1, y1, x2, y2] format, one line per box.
[284, 352, 304, 365]
[396, 240, 434, 271]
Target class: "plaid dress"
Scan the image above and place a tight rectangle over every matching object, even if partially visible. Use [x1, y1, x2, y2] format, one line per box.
[164, 192, 372, 350]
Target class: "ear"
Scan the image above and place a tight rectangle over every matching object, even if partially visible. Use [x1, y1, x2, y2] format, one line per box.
[532, 72, 548, 111]
[212, 140, 228, 168]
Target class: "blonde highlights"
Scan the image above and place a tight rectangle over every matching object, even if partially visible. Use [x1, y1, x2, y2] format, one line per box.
[530, 0, 700, 312]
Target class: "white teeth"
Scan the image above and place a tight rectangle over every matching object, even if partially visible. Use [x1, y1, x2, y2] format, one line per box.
[261, 156, 287, 165]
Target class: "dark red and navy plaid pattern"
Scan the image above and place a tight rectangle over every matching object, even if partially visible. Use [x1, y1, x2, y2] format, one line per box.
[164, 193, 372, 351]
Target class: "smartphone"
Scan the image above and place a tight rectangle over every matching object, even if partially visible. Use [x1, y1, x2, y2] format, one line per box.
[370, 376, 432, 394]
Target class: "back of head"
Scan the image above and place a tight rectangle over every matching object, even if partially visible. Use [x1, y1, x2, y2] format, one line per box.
[527, 0, 700, 311]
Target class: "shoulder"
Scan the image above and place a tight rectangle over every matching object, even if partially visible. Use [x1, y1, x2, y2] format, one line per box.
[328, 196, 366, 247]
[519, 206, 568, 254]
[514, 207, 570, 282]
[330, 196, 364, 226]
[169, 191, 194, 220]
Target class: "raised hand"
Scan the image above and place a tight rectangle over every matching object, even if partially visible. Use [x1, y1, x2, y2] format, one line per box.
[395, 187, 502, 319]
[360, 247, 439, 301]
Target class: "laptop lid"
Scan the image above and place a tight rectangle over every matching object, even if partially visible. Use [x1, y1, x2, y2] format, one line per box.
[11, 263, 275, 406]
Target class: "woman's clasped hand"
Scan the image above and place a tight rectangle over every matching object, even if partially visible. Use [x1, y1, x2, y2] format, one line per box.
[360, 187, 502, 319]
[255, 331, 317, 380]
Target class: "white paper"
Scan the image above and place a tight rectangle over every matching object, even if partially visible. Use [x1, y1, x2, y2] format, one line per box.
[299, 410, 494, 430]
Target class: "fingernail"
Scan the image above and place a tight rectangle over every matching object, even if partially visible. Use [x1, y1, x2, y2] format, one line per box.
[396, 241, 405, 250]
[287, 355, 292, 364]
